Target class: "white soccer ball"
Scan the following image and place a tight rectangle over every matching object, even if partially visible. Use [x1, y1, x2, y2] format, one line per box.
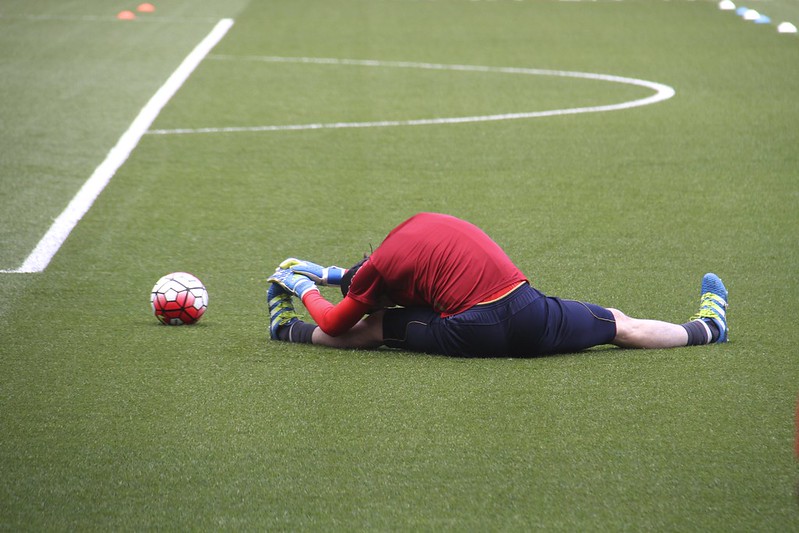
[150, 272, 208, 325]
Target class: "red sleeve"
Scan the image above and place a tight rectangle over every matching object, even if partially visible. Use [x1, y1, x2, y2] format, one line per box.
[301, 291, 372, 337]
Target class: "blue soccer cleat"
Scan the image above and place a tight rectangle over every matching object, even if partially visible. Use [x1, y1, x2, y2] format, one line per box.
[267, 282, 300, 340]
[689, 273, 729, 343]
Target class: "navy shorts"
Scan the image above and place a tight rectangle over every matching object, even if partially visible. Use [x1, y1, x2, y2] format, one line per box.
[382, 284, 616, 357]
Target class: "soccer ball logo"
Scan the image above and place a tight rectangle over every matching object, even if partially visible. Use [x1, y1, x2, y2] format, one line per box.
[150, 272, 208, 325]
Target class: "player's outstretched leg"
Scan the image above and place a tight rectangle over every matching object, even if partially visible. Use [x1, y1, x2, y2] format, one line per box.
[610, 273, 729, 349]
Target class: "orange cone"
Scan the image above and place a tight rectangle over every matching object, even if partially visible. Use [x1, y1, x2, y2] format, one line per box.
[137, 3, 156, 12]
[117, 10, 136, 20]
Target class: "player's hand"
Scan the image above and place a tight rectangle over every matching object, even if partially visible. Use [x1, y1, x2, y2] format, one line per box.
[267, 268, 319, 299]
[278, 257, 345, 286]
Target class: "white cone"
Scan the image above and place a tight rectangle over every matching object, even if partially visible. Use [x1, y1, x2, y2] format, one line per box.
[743, 9, 760, 21]
[777, 22, 798, 34]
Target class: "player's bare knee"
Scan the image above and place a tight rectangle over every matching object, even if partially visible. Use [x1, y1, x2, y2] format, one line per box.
[608, 308, 636, 346]
[362, 311, 386, 346]
[608, 308, 630, 324]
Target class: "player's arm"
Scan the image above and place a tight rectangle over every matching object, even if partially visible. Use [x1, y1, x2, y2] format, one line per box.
[301, 292, 372, 337]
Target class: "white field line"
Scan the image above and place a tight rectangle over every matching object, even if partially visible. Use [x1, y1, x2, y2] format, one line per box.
[147, 55, 676, 135]
[1, 18, 235, 274]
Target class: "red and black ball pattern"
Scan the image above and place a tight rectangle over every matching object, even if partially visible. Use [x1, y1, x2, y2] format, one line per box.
[150, 272, 208, 325]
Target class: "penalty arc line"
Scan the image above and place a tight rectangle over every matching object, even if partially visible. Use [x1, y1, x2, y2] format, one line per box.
[1, 18, 235, 274]
[147, 56, 677, 135]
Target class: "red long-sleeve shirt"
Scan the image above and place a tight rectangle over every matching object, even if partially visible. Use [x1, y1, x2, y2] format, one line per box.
[302, 213, 527, 336]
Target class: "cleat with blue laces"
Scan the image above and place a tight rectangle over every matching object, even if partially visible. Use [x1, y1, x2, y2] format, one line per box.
[267, 282, 300, 340]
[689, 273, 729, 343]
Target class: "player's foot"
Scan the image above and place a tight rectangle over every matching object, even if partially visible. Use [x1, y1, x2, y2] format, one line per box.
[267, 282, 300, 340]
[689, 273, 729, 343]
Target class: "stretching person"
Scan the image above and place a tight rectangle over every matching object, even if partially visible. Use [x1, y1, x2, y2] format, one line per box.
[267, 212, 728, 357]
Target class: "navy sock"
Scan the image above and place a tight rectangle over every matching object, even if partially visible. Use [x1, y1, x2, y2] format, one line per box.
[681, 320, 710, 345]
[681, 319, 721, 345]
[277, 320, 316, 343]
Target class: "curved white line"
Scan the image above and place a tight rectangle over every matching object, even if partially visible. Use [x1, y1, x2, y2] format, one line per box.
[147, 56, 675, 135]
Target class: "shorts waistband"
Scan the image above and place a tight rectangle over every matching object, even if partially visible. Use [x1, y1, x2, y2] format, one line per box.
[477, 281, 527, 305]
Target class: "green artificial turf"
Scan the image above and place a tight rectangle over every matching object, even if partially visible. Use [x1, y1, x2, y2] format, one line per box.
[1, 0, 798, 530]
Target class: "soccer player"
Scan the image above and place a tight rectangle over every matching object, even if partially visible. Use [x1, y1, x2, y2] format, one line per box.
[267, 212, 728, 357]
